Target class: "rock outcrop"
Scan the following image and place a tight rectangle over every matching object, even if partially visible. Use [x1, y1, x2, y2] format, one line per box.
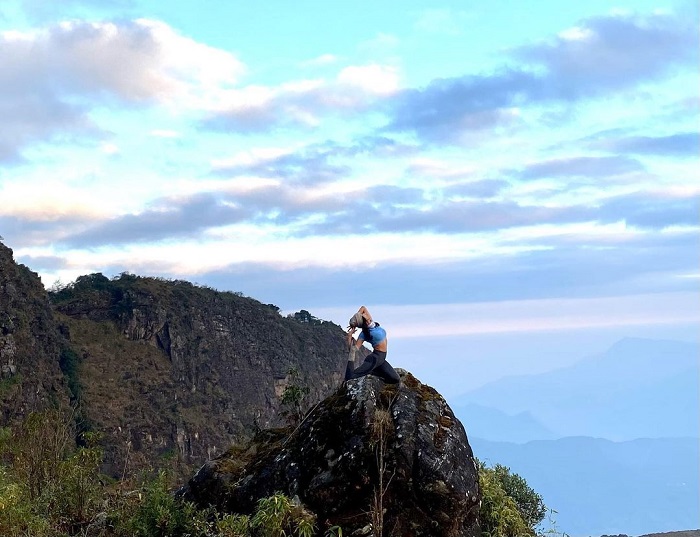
[0, 243, 68, 422]
[179, 371, 480, 537]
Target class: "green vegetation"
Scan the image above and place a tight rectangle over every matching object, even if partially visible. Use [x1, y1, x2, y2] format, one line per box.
[59, 346, 82, 402]
[478, 460, 556, 537]
[49, 272, 255, 313]
[290, 310, 323, 325]
[0, 409, 558, 537]
[0, 410, 322, 536]
[0, 372, 21, 396]
[280, 367, 311, 425]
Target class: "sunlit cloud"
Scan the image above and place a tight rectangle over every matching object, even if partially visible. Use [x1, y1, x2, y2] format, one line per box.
[0, 18, 246, 159]
[337, 64, 400, 95]
[300, 53, 339, 68]
[202, 62, 400, 131]
[0, 2, 696, 334]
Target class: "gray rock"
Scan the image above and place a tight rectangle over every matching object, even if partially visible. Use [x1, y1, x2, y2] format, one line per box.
[180, 370, 480, 537]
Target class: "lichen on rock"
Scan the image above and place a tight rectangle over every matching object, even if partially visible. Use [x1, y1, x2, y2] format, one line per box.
[179, 370, 480, 537]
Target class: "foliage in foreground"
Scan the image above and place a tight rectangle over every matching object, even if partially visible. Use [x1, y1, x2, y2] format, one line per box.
[478, 460, 548, 537]
[1, 409, 558, 537]
[0, 410, 318, 537]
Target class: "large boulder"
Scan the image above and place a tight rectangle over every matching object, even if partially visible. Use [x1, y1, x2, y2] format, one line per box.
[180, 370, 480, 537]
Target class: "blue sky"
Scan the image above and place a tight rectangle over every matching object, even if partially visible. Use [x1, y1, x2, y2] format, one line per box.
[1, 0, 698, 395]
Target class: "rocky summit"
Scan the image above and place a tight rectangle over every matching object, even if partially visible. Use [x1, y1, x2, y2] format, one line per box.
[179, 371, 480, 537]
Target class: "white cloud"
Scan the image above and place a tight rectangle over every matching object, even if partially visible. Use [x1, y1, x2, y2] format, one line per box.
[101, 142, 120, 154]
[301, 53, 338, 67]
[210, 147, 296, 170]
[0, 181, 105, 220]
[203, 63, 400, 131]
[557, 26, 594, 41]
[1, 19, 244, 103]
[0, 18, 247, 159]
[337, 64, 400, 95]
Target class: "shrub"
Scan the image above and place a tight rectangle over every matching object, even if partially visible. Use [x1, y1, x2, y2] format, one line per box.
[0, 410, 104, 536]
[280, 368, 310, 426]
[0, 466, 51, 537]
[491, 464, 546, 529]
[126, 470, 205, 537]
[479, 461, 535, 537]
[251, 492, 316, 537]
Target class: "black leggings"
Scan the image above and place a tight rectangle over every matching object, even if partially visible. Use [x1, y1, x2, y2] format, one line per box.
[345, 350, 400, 384]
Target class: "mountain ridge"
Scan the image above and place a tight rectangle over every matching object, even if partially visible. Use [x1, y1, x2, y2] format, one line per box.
[452, 336, 698, 440]
[1, 242, 352, 478]
[471, 436, 699, 537]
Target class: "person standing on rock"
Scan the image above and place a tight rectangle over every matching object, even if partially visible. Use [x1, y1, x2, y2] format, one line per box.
[345, 306, 400, 384]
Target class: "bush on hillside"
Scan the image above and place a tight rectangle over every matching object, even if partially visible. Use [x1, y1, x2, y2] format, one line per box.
[479, 460, 548, 537]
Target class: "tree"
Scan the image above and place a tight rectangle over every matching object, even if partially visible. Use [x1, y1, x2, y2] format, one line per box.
[478, 461, 547, 537]
[292, 310, 321, 325]
[491, 464, 546, 529]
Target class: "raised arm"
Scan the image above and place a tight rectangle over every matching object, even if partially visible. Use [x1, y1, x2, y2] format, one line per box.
[358, 306, 372, 324]
[346, 325, 365, 349]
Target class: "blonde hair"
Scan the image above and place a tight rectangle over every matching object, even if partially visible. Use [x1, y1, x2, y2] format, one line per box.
[349, 312, 364, 328]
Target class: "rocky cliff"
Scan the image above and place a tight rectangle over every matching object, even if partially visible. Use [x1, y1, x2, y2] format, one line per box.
[0, 243, 68, 421]
[49, 272, 350, 476]
[179, 371, 481, 537]
[1, 242, 350, 477]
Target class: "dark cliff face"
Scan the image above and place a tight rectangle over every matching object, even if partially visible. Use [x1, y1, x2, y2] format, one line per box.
[50, 273, 350, 476]
[0, 243, 68, 421]
[180, 371, 481, 537]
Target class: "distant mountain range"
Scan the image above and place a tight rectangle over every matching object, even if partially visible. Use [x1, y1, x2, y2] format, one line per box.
[471, 436, 699, 537]
[449, 337, 699, 536]
[452, 337, 699, 441]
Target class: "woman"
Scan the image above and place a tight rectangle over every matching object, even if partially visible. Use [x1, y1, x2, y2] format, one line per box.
[345, 306, 400, 384]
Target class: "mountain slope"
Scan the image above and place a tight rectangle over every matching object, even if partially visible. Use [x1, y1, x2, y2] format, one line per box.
[452, 403, 558, 442]
[0, 242, 68, 421]
[49, 272, 351, 476]
[454, 338, 699, 440]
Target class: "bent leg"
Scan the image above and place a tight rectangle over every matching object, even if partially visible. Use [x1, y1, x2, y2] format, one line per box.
[345, 353, 379, 380]
[345, 351, 399, 384]
[373, 360, 400, 384]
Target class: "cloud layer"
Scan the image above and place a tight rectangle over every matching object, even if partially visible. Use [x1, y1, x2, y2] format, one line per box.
[1, 4, 697, 319]
[0, 18, 244, 160]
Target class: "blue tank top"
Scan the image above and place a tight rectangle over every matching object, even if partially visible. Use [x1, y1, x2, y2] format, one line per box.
[362, 324, 386, 346]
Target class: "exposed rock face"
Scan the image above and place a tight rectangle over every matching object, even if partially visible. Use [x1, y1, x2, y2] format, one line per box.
[180, 371, 480, 537]
[0, 243, 67, 422]
[50, 273, 350, 476]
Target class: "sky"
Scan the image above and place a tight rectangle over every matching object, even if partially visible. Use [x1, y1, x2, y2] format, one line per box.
[1, 0, 698, 396]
